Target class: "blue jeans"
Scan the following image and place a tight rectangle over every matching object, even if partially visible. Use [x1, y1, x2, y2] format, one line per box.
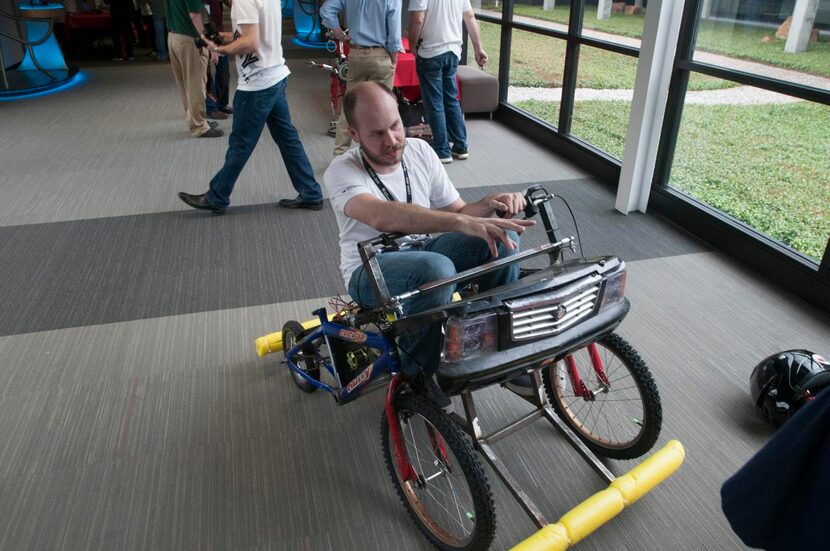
[416, 52, 467, 159]
[153, 16, 168, 61]
[206, 55, 230, 110]
[348, 231, 520, 379]
[206, 78, 323, 211]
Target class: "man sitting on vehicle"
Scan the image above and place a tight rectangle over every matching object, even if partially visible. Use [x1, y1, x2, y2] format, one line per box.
[323, 81, 534, 404]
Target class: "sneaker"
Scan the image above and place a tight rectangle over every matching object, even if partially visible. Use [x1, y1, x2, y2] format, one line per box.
[439, 157, 453, 164]
[126, 57, 135, 61]
[207, 110, 229, 120]
[452, 149, 469, 160]
[112, 57, 124, 62]
[198, 127, 224, 138]
[504, 373, 536, 398]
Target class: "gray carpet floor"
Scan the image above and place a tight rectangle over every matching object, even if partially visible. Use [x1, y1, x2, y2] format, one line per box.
[1, 60, 829, 551]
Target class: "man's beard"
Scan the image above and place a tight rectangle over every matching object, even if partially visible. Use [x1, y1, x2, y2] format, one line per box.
[361, 139, 406, 167]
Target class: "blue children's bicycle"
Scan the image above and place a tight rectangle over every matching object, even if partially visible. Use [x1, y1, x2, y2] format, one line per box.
[262, 185, 667, 550]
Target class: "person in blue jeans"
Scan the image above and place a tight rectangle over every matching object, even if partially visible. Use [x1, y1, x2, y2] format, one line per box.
[408, 0, 488, 163]
[324, 82, 533, 405]
[178, 0, 323, 214]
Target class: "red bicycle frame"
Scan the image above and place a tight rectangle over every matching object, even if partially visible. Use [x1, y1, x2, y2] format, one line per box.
[566, 342, 610, 399]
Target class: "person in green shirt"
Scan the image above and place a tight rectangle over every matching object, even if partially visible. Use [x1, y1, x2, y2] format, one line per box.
[166, 0, 223, 137]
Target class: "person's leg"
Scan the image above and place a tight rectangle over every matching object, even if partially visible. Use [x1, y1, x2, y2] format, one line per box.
[332, 48, 372, 155]
[442, 55, 467, 155]
[264, 78, 323, 203]
[416, 53, 450, 160]
[181, 38, 210, 136]
[366, 47, 395, 88]
[154, 17, 168, 60]
[215, 55, 231, 110]
[123, 16, 134, 58]
[205, 88, 271, 210]
[205, 64, 217, 112]
[110, 17, 123, 58]
[348, 251, 457, 379]
[424, 230, 520, 291]
[168, 34, 189, 117]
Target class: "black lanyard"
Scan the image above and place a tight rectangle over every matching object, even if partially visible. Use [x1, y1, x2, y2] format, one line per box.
[361, 154, 411, 204]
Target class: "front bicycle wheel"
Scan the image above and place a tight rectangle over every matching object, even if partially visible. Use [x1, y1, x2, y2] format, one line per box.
[381, 392, 495, 551]
[282, 320, 320, 393]
[543, 333, 661, 459]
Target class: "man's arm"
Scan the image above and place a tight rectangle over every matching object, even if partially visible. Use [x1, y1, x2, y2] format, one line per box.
[462, 9, 488, 68]
[188, 12, 205, 35]
[386, 0, 403, 62]
[320, 0, 349, 42]
[345, 194, 533, 256]
[205, 23, 259, 56]
[408, 10, 424, 56]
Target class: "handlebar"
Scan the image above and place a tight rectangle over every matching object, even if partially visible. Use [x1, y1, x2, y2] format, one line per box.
[356, 185, 572, 313]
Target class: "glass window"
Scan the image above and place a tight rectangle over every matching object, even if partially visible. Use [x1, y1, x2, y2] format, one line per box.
[471, 0, 503, 17]
[511, 0, 571, 33]
[466, 19, 502, 79]
[505, 29, 568, 128]
[693, 3, 830, 92]
[668, 74, 830, 262]
[569, 45, 638, 159]
[579, 0, 646, 47]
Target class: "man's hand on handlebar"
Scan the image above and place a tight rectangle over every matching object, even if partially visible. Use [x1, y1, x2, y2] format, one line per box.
[458, 192, 527, 219]
[459, 216, 535, 258]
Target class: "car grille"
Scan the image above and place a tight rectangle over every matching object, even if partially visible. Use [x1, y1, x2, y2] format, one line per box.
[505, 274, 602, 341]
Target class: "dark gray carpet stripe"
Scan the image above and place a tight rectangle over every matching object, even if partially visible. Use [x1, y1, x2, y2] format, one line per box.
[0, 180, 709, 337]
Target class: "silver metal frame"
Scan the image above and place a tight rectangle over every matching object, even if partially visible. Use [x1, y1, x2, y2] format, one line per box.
[452, 369, 615, 529]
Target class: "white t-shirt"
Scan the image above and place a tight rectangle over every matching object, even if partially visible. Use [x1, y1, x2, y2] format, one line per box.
[324, 138, 461, 289]
[231, 0, 291, 91]
[409, 0, 472, 60]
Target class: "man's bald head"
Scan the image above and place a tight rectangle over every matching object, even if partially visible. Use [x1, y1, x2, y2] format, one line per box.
[343, 81, 398, 130]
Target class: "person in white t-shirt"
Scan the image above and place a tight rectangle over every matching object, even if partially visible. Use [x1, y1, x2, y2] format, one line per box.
[408, 0, 487, 163]
[324, 81, 533, 403]
[177, 0, 324, 214]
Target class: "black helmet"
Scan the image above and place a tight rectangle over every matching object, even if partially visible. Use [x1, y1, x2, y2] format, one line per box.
[750, 350, 830, 426]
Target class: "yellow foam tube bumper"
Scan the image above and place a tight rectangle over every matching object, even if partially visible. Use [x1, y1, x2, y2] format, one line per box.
[511, 440, 685, 551]
[255, 292, 464, 357]
[255, 314, 337, 356]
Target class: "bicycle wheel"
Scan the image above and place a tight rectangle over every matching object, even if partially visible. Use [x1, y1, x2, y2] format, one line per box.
[381, 392, 495, 551]
[543, 333, 661, 459]
[282, 320, 320, 393]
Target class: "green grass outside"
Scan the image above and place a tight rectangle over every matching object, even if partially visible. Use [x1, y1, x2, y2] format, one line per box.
[512, 98, 830, 261]
[475, 21, 732, 90]
[502, 5, 830, 77]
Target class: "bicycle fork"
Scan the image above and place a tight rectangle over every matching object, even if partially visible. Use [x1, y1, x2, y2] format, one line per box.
[566, 342, 610, 400]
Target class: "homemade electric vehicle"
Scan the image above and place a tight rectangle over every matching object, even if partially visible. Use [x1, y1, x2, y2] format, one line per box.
[256, 185, 684, 550]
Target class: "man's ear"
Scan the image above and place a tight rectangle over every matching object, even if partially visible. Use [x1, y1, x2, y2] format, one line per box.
[348, 126, 360, 144]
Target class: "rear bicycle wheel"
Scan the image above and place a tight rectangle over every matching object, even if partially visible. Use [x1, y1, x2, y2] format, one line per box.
[543, 333, 661, 459]
[282, 320, 320, 393]
[381, 392, 495, 551]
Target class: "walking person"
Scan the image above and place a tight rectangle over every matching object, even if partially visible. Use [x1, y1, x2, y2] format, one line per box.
[320, 0, 403, 156]
[408, 0, 487, 163]
[177, 0, 323, 214]
[166, 0, 222, 137]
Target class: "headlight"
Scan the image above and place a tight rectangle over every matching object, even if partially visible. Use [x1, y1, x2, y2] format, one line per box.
[442, 312, 497, 363]
[599, 268, 626, 309]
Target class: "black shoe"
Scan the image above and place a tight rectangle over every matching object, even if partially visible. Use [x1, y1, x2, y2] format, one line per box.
[198, 127, 224, 138]
[219, 105, 233, 115]
[504, 373, 536, 398]
[207, 110, 229, 120]
[177, 192, 225, 214]
[413, 375, 452, 409]
[277, 197, 324, 211]
[208, 121, 219, 129]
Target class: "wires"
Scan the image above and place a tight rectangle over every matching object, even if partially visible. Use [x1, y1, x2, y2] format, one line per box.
[556, 195, 585, 259]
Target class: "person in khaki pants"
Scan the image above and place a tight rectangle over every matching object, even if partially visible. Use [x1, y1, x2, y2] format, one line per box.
[166, 0, 223, 138]
[320, 0, 402, 156]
